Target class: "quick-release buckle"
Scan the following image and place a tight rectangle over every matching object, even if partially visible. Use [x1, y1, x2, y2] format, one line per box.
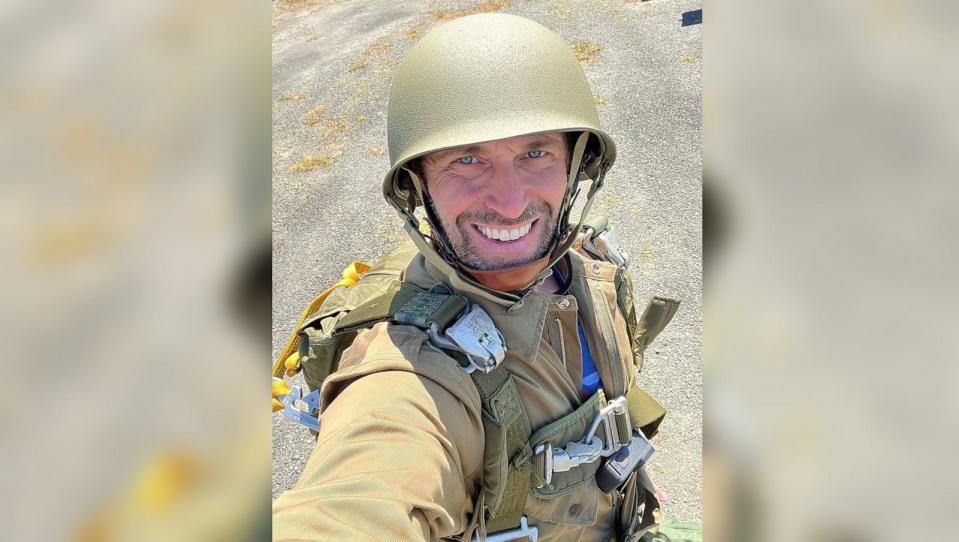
[534, 437, 605, 487]
[534, 396, 632, 487]
[279, 381, 321, 432]
[585, 396, 631, 455]
[427, 304, 506, 374]
[583, 226, 630, 269]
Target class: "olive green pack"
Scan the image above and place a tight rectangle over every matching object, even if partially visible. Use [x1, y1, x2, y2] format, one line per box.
[293, 239, 419, 393]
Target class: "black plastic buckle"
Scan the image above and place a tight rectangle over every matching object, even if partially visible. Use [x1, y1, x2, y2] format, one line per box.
[596, 430, 655, 493]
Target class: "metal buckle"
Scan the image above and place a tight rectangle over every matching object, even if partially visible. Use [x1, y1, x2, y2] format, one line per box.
[472, 515, 538, 542]
[533, 396, 632, 487]
[281, 384, 320, 431]
[584, 396, 631, 456]
[427, 304, 506, 374]
[583, 226, 630, 268]
[533, 437, 604, 487]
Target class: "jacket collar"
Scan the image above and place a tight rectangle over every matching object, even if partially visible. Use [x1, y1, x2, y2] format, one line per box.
[402, 251, 594, 364]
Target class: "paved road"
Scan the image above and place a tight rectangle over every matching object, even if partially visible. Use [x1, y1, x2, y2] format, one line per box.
[272, 0, 702, 524]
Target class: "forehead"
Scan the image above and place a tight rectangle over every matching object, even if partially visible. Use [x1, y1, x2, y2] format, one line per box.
[424, 132, 567, 162]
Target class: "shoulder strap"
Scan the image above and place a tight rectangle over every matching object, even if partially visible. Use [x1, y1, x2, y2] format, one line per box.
[333, 283, 470, 336]
[330, 280, 420, 335]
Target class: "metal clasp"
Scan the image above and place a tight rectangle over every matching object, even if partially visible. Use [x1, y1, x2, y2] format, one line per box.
[583, 226, 630, 269]
[533, 396, 632, 487]
[584, 396, 631, 457]
[472, 515, 538, 542]
[427, 304, 506, 374]
[534, 434, 606, 488]
[280, 382, 320, 432]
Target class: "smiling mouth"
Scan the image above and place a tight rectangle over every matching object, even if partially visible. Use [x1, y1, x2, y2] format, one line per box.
[474, 220, 536, 242]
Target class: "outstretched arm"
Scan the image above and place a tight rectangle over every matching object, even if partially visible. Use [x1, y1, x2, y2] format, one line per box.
[273, 369, 484, 541]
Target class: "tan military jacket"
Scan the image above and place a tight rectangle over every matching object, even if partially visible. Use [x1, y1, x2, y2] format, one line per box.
[273, 249, 645, 541]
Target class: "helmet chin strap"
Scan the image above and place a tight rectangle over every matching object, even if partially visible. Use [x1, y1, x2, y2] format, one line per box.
[397, 131, 609, 306]
[402, 167, 523, 305]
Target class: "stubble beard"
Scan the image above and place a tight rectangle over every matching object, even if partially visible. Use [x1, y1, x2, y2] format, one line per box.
[433, 200, 557, 271]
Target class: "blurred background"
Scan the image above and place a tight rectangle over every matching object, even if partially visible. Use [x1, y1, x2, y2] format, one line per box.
[1, 0, 271, 539]
[2, 0, 957, 540]
[705, 1, 959, 541]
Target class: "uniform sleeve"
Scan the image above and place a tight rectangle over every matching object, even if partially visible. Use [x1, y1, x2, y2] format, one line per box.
[272, 369, 485, 541]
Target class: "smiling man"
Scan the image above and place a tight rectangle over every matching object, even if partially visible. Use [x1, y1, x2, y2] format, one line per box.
[421, 133, 568, 275]
[273, 13, 680, 542]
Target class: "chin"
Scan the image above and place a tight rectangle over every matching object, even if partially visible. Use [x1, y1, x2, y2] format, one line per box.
[459, 244, 551, 271]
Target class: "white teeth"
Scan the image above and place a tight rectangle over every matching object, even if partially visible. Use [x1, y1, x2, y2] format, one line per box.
[479, 222, 532, 241]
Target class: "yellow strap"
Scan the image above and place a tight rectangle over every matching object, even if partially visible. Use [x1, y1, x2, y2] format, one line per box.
[272, 379, 292, 413]
[283, 352, 300, 374]
[271, 261, 371, 378]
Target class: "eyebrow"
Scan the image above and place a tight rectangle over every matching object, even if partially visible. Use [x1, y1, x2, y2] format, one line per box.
[427, 145, 483, 163]
[456, 145, 484, 155]
[525, 139, 552, 150]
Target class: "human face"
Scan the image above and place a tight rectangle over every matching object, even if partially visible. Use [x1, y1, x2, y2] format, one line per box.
[421, 132, 569, 271]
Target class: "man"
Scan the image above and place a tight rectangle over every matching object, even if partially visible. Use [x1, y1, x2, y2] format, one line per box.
[273, 13, 678, 541]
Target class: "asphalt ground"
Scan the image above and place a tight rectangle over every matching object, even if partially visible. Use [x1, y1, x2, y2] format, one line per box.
[272, 0, 702, 525]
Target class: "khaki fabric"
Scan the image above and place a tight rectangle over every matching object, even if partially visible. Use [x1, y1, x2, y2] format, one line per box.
[273, 251, 652, 541]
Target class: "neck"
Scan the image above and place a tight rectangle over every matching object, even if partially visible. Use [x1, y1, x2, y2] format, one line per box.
[534, 272, 560, 294]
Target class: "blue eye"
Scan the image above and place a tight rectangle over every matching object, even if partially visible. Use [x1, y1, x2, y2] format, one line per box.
[527, 150, 546, 158]
[456, 155, 477, 165]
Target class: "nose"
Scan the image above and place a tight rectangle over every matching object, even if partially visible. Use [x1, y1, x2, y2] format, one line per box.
[484, 162, 530, 219]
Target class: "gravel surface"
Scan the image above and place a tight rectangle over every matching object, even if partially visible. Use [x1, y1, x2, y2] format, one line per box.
[272, 0, 702, 524]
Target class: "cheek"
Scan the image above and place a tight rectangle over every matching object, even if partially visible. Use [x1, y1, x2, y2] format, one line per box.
[429, 177, 482, 223]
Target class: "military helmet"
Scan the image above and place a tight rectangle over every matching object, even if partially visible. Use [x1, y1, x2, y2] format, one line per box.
[384, 13, 615, 209]
[382, 13, 617, 297]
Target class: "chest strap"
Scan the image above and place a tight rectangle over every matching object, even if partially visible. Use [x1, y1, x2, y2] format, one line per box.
[530, 392, 630, 492]
[470, 376, 668, 533]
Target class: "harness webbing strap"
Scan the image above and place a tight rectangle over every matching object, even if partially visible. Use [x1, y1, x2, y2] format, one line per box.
[626, 386, 666, 438]
[470, 368, 533, 533]
[394, 292, 468, 331]
[330, 281, 423, 335]
[635, 297, 680, 354]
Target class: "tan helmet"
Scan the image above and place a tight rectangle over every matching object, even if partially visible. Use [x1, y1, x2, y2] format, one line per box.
[383, 13, 617, 301]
